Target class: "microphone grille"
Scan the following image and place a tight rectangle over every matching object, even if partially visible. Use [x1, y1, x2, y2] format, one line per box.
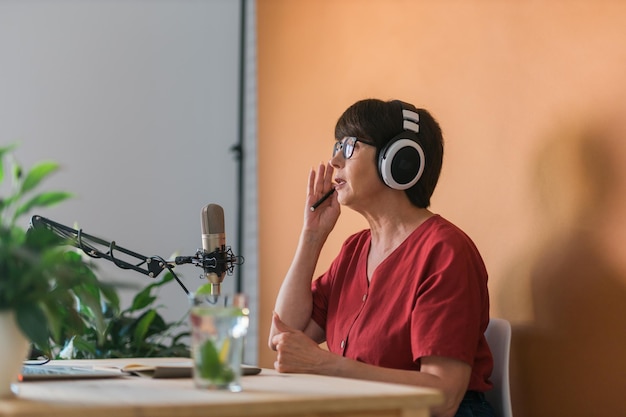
[201, 204, 225, 234]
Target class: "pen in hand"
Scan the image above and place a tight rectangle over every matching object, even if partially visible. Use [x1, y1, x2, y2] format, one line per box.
[310, 188, 336, 212]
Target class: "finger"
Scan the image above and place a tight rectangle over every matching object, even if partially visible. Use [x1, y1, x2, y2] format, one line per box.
[314, 161, 326, 194]
[269, 333, 280, 351]
[307, 167, 315, 197]
[324, 162, 334, 189]
[272, 311, 292, 333]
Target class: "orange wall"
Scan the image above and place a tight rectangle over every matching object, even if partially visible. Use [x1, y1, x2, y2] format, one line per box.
[257, 2, 626, 416]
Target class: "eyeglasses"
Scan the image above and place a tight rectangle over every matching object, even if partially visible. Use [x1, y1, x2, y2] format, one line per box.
[332, 137, 376, 159]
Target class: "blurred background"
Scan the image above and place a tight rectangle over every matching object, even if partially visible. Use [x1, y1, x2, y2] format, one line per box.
[2, 1, 626, 416]
[257, 2, 626, 417]
[0, 0, 259, 362]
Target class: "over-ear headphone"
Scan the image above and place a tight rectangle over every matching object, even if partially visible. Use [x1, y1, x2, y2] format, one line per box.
[378, 103, 425, 190]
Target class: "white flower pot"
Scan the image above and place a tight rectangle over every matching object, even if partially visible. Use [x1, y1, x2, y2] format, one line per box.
[0, 311, 30, 398]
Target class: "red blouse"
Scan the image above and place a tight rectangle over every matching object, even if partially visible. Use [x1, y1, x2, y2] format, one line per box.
[311, 215, 493, 392]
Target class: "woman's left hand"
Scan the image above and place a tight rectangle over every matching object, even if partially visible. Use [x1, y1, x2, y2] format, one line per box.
[270, 312, 334, 374]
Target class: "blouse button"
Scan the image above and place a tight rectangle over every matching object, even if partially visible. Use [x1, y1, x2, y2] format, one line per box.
[340, 340, 345, 349]
[362, 293, 367, 302]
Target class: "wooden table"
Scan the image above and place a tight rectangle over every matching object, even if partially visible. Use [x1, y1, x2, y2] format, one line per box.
[0, 358, 442, 417]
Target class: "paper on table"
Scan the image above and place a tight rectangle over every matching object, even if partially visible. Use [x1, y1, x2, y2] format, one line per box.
[103, 361, 261, 379]
[122, 362, 193, 378]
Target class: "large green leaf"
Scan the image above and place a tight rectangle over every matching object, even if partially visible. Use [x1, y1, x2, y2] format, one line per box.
[14, 191, 73, 220]
[133, 309, 157, 343]
[20, 161, 61, 194]
[71, 336, 97, 357]
[99, 282, 121, 313]
[43, 291, 82, 343]
[144, 312, 167, 337]
[130, 286, 157, 311]
[16, 302, 49, 351]
[24, 225, 63, 251]
[73, 285, 105, 344]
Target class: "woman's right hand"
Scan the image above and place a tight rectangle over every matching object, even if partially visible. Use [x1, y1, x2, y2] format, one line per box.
[303, 162, 340, 238]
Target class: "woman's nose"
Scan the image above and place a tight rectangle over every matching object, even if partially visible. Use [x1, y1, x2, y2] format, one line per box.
[329, 150, 342, 168]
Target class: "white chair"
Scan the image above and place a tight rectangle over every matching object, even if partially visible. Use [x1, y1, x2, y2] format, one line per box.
[484, 318, 513, 417]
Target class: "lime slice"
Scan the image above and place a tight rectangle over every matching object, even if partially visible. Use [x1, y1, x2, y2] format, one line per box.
[195, 283, 214, 295]
[219, 338, 231, 362]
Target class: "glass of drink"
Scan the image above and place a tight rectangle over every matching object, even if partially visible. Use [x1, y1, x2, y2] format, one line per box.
[189, 292, 249, 392]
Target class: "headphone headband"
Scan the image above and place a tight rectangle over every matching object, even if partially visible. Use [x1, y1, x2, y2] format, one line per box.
[402, 109, 420, 133]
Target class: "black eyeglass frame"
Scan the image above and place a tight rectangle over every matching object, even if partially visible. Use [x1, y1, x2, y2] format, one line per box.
[333, 136, 376, 159]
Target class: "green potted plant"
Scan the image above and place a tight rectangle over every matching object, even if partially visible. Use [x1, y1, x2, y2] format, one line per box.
[59, 270, 191, 359]
[0, 143, 107, 397]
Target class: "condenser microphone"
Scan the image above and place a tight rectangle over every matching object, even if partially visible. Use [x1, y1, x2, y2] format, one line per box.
[201, 203, 227, 295]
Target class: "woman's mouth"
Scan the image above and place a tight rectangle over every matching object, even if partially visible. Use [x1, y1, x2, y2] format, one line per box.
[334, 178, 346, 188]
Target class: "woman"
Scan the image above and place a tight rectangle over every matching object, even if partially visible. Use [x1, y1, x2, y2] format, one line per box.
[268, 99, 494, 417]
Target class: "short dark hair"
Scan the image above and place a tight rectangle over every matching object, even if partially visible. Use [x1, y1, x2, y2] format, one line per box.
[334, 98, 444, 208]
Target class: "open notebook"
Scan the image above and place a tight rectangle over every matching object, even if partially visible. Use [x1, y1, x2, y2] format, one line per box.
[20, 365, 124, 381]
[20, 361, 261, 381]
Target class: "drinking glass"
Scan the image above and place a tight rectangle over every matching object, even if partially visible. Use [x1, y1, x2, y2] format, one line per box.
[189, 293, 249, 392]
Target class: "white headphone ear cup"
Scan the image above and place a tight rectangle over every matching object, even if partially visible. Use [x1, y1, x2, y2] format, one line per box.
[379, 138, 425, 190]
